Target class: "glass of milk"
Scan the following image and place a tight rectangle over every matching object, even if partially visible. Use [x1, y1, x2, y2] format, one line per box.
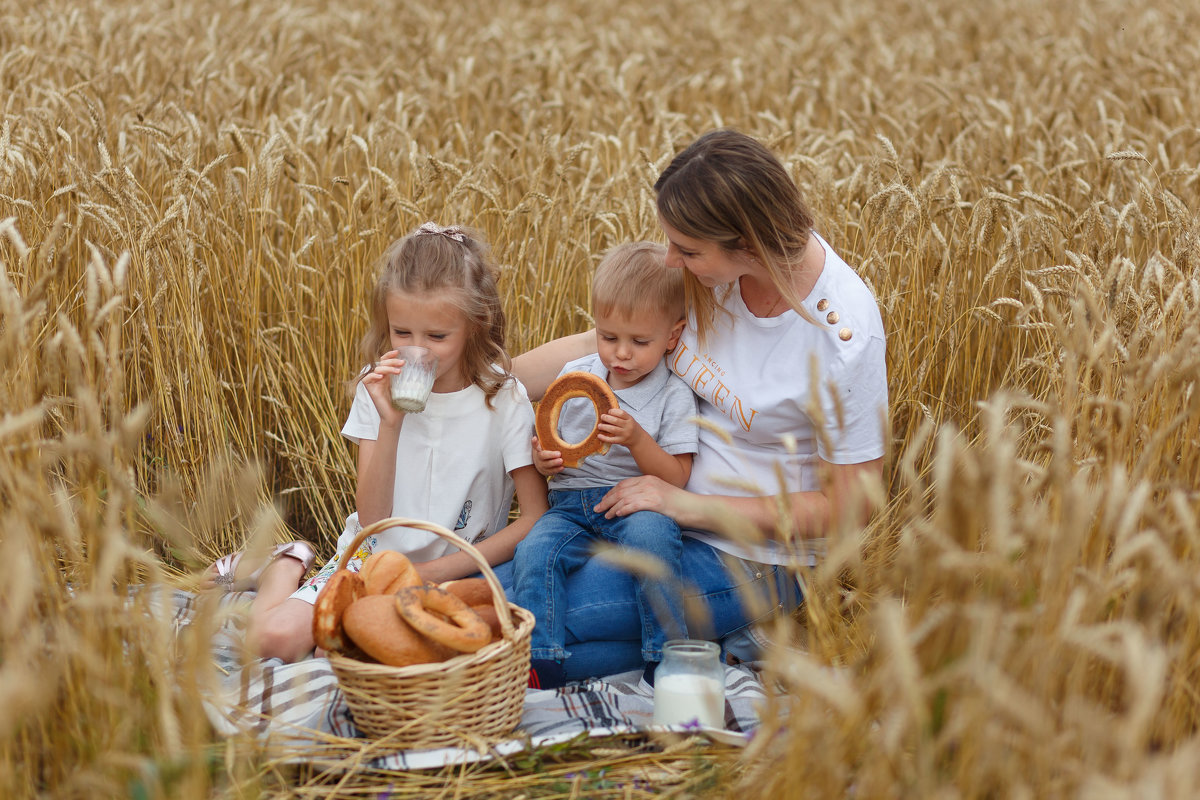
[652, 639, 726, 729]
[389, 346, 438, 413]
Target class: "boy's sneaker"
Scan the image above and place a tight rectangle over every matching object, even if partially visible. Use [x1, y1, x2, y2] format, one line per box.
[528, 659, 567, 689]
[641, 660, 659, 688]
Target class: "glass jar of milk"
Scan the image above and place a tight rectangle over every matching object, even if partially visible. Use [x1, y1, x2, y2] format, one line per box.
[652, 640, 726, 729]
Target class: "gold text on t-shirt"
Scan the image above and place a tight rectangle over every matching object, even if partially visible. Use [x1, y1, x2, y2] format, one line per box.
[670, 342, 758, 432]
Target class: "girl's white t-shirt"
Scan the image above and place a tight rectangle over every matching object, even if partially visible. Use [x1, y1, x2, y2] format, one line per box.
[337, 375, 535, 563]
[670, 232, 888, 565]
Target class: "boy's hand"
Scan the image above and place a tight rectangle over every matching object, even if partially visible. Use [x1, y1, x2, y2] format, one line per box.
[597, 407, 645, 448]
[531, 436, 564, 476]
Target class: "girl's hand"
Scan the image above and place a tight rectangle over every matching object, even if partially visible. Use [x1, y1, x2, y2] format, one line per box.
[362, 350, 407, 424]
[595, 475, 685, 519]
[531, 436, 564, 476]
[597, 408, 644, 447]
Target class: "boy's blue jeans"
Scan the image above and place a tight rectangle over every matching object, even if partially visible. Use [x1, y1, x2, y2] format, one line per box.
[511, 487, 686, 663]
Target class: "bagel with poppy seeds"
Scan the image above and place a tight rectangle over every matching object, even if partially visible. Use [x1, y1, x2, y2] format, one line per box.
[394, 585, 492, 654]
[535, 370, 619, 468]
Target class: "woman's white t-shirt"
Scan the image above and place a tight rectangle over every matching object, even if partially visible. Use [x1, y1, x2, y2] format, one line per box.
[670, 232, 887, 565]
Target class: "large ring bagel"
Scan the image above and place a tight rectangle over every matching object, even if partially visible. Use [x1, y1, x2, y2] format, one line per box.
[359, 549, 422, 595]
[535, 370, 619, 468]
[439, 577, 493, 608]
[342, 594, 454, 667]
[312, 570, 366, 654]
[394, 585, 492, 654]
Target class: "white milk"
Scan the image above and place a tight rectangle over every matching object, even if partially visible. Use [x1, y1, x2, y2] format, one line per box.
[652, 673, 725, 728]
[389, 347, 437, 413]
[390, 377, 433, 413]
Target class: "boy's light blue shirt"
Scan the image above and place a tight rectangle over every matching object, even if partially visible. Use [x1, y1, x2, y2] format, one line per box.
[548, 353, 698, 491]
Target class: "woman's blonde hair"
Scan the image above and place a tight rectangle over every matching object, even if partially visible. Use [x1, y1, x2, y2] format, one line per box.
[591, 241, 683, 323]
[358, 224, 510, 407]
[654, 129, 816, 341]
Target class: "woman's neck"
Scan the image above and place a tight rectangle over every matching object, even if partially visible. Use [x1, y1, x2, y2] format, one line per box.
[739, 234, 826, 317]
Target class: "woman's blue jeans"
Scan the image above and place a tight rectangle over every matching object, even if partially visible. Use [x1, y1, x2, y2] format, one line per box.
[501, 513, 804, 680]
[510, 488, 686, 663]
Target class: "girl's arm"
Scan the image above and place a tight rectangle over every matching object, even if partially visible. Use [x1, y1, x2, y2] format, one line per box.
[355, 351, 412, 525]
[414, 465, 550, 583]
[355, 431, 403, 526]
[594, 457, 883, 539]
[512, 331, 596, 401]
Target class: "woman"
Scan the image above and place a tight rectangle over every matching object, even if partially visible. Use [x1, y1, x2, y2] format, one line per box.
[513, 129, 888, 680]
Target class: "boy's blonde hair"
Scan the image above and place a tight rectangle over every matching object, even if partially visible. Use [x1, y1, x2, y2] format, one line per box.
[359, 224, 510, 407]
[591, 241, 684, 323]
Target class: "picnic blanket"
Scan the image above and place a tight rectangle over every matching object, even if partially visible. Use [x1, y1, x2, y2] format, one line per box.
[156, 586, 769, 770]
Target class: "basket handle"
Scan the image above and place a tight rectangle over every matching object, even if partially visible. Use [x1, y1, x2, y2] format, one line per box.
[335, 517, 517, 641]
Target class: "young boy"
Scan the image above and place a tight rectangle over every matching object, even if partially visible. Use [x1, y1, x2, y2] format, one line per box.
[511, 241, 698, 689]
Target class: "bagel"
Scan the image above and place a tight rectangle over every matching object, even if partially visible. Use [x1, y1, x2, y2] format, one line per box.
[471, 603, 504, 642]
[440, 577, 493, 608]
[359, 549, 422, 595]
[342, 594, 454, 667]
[311, 570, 366, 654]
[535, 370, 619, 468]
[394, 585, 492, 654]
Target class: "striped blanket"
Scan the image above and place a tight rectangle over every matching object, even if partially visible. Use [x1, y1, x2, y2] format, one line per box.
[160, 587, 768, 770]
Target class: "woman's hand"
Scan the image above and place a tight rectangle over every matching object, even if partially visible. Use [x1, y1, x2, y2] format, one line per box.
[361, 350, 408, 425]
[594, 475, 687, 520]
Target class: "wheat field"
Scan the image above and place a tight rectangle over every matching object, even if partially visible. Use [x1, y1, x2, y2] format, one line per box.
[4, 0, 1200, 795]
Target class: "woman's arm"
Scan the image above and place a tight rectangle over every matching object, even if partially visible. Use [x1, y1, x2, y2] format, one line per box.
[414, 465, 550, 583]
[595, 457, 883, 539]
[511, 331, 596, 401]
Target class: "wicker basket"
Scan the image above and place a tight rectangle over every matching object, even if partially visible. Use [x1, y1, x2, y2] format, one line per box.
[327, 517, 533, 747]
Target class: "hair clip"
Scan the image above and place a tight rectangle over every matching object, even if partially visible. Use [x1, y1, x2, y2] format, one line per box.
[417, 221, 467, 243]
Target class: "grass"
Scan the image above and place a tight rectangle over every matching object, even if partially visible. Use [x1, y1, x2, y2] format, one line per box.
[4, 0, 1200, 795]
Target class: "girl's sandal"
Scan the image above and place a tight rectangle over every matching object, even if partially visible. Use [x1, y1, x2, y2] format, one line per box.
[205, 540, 318, 592]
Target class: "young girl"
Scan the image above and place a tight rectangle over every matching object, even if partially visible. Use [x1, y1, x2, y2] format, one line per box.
[238, 221, 547, 663]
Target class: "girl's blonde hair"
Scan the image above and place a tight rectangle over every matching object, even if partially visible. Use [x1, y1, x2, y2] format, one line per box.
[591, 241, 683, 323]
[654, 129, 816, 342]
[359, 224, 510, 407]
